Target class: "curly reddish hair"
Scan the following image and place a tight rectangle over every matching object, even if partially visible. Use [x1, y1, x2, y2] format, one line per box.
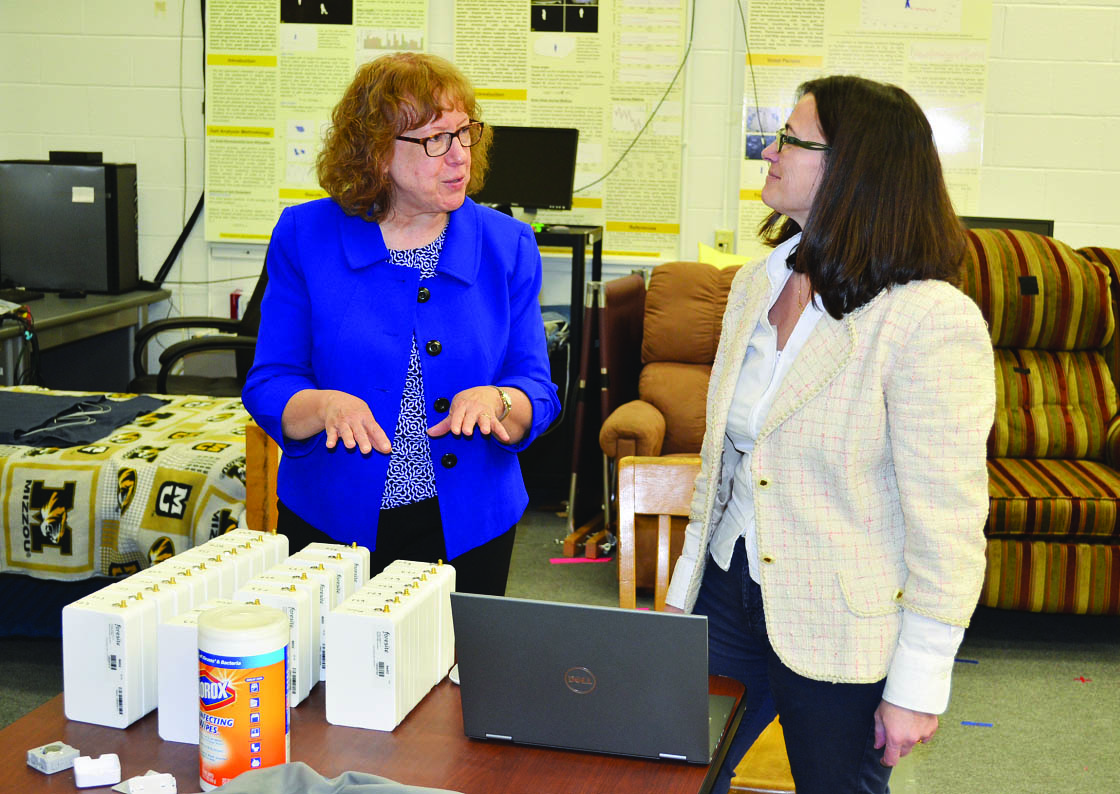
[317, 52, 491, 221]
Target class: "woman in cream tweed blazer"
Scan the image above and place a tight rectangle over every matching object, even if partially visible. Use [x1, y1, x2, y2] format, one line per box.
[665, 77, 995, 794]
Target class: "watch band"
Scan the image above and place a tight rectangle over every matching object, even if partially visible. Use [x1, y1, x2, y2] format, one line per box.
[494, 386, 512, 421]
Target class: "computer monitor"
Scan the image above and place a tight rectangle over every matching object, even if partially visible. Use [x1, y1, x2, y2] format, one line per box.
[960, 216, 1055, 237]
[472, 126, 579, 213]
[0, 160, 138, 293]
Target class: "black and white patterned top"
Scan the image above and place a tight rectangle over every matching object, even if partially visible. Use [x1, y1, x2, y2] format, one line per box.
[380, 229, 445, 509]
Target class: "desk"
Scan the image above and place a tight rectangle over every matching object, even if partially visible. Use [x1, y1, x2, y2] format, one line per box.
[0, 289, 170, 390]
[0, 677, 744, 794]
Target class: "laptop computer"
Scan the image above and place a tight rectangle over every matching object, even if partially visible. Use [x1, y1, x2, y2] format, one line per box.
[450, 593, 737, 763]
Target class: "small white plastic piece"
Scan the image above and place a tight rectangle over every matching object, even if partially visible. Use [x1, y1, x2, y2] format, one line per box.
[26, 742, 80, 774]
[126, 772, 177, 793]
[112, 770, 169, 794]
[73, 754, 122, 788]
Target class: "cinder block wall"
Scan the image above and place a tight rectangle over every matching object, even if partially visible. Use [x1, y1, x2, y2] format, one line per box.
[982, 1, 1120, 248]
[1, 1, 1117, 317]
[682, 1, 1120, 258]
[0, 0, 205, 318]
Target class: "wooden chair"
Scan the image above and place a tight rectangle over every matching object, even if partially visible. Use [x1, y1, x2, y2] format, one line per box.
[615, 455, 794, 793]
[616, 455, 699, 610]
[244, 421, 279, 532]
[599, 262, 738, 583]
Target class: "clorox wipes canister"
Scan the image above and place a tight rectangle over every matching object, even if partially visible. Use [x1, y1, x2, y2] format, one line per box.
[198, 604, 290, 790]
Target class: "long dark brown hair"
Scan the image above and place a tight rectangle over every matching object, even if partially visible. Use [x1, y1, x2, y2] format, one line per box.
[759, 75, 965, 318]
[317, 52, 492, 222]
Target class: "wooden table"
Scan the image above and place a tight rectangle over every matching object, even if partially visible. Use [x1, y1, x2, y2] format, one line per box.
[1, 677, 744, 794]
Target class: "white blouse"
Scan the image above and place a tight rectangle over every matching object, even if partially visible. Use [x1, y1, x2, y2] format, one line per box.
[708, 242, 824, 583]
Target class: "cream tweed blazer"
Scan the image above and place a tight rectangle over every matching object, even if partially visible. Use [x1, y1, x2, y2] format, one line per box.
[678, 259, 995, 683]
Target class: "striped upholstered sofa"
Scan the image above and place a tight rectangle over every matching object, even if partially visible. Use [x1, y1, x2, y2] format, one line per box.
[959, 230, 1120, 614]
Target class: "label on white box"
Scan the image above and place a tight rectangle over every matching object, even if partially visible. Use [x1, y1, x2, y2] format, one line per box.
[374, 629, 392, 688]
[106, 619, 127, 717]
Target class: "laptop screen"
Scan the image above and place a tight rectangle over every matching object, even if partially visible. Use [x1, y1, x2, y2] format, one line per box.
[451, 594, 724, 763]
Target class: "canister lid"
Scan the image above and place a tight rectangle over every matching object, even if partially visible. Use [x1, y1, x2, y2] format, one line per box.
[198, 603, 287, 644]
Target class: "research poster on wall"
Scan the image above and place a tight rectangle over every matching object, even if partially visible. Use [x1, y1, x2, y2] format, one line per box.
[204, 0, 686, 260]
[204, 0, 429, 242]
[454, 0, 686, 259]
[736, 0, 992, 259]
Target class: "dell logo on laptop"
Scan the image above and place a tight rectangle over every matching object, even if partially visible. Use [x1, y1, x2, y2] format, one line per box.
[564, 667, 597, 694]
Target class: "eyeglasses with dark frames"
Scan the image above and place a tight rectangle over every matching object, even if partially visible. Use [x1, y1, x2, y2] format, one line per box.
[777, 128, 831, 153]
[396, 121, 485, 157]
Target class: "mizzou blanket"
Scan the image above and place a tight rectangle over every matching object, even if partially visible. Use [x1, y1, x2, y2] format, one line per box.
[0, 387, 249, 580]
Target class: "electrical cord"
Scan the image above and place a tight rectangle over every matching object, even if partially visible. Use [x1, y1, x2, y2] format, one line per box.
[573, 0, 698, 194]
[737, 0, 767, 136]
[161, 274, 262, 288]
[538, 340, 572, 438]
[16, 401, 111, 439]
[146, 0, 208, 324]
[570, 0, 765, 205]
[567, 0, 767, 226]
[1, 304, 43, 386]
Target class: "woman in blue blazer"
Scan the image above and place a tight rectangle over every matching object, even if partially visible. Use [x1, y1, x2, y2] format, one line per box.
[243, 53, 559, 595]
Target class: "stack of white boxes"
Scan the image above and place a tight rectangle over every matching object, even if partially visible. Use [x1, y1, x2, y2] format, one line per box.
[156, 598, 235, 743]
[155, 543, 373, 743]
[325, 560, 455, 731]
[241, 569, 323, 698]
[232, 580, 315, 706]
[62, 530, 288, 729]
[63, 531, 453, 739]
[265, 562, 336, 683]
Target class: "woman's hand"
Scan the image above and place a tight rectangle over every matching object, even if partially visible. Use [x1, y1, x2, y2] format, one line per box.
[873, 700, 938, 767]
[282, 389, 390, 454]
[321, 390, 390, 453]
[428, 385, 513, 444]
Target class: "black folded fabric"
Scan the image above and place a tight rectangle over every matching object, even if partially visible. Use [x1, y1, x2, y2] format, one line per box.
[0, 393, 169, 447]
[0, 392, 91, 445]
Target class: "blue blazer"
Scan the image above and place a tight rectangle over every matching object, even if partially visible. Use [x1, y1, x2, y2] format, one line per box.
[243, 197, 560, 559]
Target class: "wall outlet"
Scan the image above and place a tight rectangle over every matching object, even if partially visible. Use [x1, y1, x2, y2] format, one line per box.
[714, 229, 734, 253]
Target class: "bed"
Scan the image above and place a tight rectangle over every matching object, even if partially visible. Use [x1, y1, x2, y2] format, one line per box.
[0, 386, 251, 582]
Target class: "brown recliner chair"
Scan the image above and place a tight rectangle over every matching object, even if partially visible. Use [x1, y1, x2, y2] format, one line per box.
[599, 260, 740, 460]
[598, 260, 741, 588]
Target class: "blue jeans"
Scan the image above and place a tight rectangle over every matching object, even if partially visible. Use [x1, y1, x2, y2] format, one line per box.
[694, 540, 893, 794]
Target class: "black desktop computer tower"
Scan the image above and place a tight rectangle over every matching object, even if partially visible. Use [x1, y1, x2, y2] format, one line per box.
[0, 160, 139, 293]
